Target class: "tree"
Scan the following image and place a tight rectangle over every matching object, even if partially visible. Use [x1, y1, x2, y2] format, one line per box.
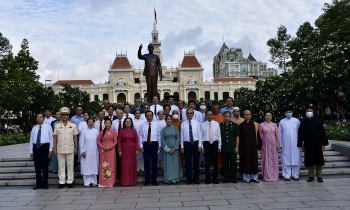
[267, 25, 291, 72]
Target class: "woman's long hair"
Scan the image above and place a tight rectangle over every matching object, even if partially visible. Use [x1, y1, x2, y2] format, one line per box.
[102, 119, 112, 137]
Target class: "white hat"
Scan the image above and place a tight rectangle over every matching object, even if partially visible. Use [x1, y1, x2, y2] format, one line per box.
[233, 107, 240, 111]
[59, 107, 70, 114]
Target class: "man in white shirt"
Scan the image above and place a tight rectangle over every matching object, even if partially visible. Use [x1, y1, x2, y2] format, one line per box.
[168, 95, 179, 114]
[29, 113, 53, 190]
[177, 100, 187, 121]
[44, 107, 56, 126]
[123, 104, 134, 119]
[94, 111, 105, 132]
[201, 110, 221, 184]
[104, 106, 117, 121]
[187, 100, 203, 123]
[138, 110, 161, 186]
[181, 108, 202, 185]
[150, 96, 163, 119]
[102, 100, 116, 116]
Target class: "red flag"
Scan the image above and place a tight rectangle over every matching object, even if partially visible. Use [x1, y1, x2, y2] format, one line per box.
[154, 7, 157, 23]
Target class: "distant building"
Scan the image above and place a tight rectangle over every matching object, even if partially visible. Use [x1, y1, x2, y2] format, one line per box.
[213, 42, 277, 80]
[49, 22, 257, 103]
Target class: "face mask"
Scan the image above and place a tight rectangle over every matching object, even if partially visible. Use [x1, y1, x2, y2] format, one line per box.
[172, 114, 179, 120]
[200, 105, 206, 110]
[306, 112, 313, 118]
[285, 113, 292, 119]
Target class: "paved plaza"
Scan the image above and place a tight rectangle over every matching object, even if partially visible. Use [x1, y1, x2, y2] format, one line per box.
[0, 176, 350, 209]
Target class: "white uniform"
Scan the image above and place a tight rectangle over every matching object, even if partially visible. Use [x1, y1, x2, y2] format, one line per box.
[279, 117, 302, 179]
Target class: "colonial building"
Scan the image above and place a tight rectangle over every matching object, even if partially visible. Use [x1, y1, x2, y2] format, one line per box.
[213, 43, 277, 80]
[50, 23, 257, 103]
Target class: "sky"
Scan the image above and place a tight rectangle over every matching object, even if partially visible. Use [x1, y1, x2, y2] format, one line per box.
[0, 0, 328, 84]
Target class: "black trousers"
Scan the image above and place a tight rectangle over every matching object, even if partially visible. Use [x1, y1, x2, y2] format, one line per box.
[184, 141, 200, 181]
[143, 142, 159, 182]
[33, 144, 49, 187]
[222, 150, 237, 179]
[203, 141, 218, 179]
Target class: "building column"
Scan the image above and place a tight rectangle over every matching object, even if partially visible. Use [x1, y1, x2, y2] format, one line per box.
[127, 91, 130, 103]
[218, 85, 222, 100]
[183, 88, 187, 102]
[198, 88, 201, 100]
[210, 86, 214, 100]
[98, 89, 102, 101]
[229, 84, 233, 98]
[113, 91, 116, 103]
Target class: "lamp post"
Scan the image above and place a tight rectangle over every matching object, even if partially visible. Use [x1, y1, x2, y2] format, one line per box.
[45, 79, 52, 87]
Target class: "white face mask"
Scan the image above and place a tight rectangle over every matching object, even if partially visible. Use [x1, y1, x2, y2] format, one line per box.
[200, 105, 206, 110]
[306, 112, 313, 118]
[172, 114, 179, 120]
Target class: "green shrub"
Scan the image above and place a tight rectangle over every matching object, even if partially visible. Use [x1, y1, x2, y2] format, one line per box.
[324, 122, 350, 141]
[0, 133, 30, 146]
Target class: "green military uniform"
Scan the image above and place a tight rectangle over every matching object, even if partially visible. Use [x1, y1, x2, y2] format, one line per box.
[220, 122, 240, 181]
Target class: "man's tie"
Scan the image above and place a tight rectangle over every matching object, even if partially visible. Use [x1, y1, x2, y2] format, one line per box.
[154, 106, 157, 119]
[147, 123, 151, 144]
[126, 114, 129, 118]
[209, 122, 213, 144]
[180, 110, 183, 120]
[189, 121, 193, 142]
[99, 121, 102, 132]
[36, 126, 41, 148]
[118, 120, 122, 133]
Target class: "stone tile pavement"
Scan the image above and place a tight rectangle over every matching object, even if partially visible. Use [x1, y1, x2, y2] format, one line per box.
[0, 175, 350, 210]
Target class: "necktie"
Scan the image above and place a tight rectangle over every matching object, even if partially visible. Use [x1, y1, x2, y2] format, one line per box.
[99, 121, 102, 131]
[126, 114, 129, 118]
[209, 122, 213, 144]
[154, 106, 157, 119]
[189, 121, 193, 142]
[118, 120, 122, 133]
[36, 126, 41, 148]
[147, 123, 151, 143]
[180, 109, 183, 120]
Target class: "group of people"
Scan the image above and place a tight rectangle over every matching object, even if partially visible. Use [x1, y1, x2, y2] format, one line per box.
[29, 96, 329, 190]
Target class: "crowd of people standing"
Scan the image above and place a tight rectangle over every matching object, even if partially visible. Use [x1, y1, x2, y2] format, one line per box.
[28, 96, 329, 189]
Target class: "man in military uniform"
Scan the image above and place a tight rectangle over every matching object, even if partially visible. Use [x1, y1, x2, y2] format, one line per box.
[54, 107, 78, 189]
[220, 111, 240, 183]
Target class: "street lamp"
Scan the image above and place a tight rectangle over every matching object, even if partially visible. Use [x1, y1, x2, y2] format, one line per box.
[45, 79, 52, 87]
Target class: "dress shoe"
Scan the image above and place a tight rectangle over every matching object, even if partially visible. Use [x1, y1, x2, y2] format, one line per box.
[231, 179, 237, 183]
[205, 179, 210, 184]
[223, 178, 229, 183]
[67, 184, 74, 188]
[317, 177, 323, 183]
[186, 180, 192, 185]
[143, 181, 150, 186]
[293, 176, 299, 181]
[152, 181, 158, 186]
[33, 186, 42, 190]
[307, 177, 314, 182]
[253, 179, 260, 183]
[213, 179, 219, 184]
[245, 180, 250, 183]
[43, 186, 49, 189]
[57, 184, 65, 189]
[284, 177, 291, 181]
[193, 180, 200, 185]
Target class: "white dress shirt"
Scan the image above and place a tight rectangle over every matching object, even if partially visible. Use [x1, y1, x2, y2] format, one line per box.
[182, 109, 203, 123]
[179, 108, 187, 121]
[103, 109, 116, 117]
[138, 121, 161, 148]
[169, 104, 179, 114]
[133, 118, 146, 135]
[201, 120, 222, 149]
[44, 116, 56, 126]
[29, 124, 53, 153]
[180, 120, 202, 148]
[123, 113, 135, 119]
[94, 120, 105, 131]
[150, 104, 163, 119]
[156, 118, 167, 130]
[78, 121, 88, 133]
[112, 118, 124, 135]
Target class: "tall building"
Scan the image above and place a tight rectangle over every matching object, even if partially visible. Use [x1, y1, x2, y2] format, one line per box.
[50, 23, 257, 103]
[213, 42, 277, 80]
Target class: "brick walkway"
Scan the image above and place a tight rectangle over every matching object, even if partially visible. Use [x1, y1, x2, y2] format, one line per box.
[0, 176, 350, 210]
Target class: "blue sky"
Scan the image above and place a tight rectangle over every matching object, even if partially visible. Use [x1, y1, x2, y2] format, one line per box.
[0, 0, 327, 83]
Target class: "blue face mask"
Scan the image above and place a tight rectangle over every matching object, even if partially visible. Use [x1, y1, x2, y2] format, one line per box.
[285, 113, 292, 119]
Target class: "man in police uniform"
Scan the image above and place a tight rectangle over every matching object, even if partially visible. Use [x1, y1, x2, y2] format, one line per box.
[54, 107, 78, 189]
[220, 111, 240, 183]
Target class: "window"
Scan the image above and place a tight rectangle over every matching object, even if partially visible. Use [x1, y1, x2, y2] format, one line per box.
[223, 92, 229, 101]
[134, 78, 140, 83]
[172, 77, 178, 82]
[205, 91, 210, 100]
[94, 95, 98, 101]
[103, 94, 108, 100]
[214, 92, 218, 101]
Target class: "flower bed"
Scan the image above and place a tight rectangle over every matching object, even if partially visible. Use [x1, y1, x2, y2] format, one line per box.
[324, 121, 350, 141]
[0, 133, 30, 146]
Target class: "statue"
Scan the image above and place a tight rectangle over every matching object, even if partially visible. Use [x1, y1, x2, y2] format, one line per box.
[138, 44, 163, 102]
[117, 78, 124, 86]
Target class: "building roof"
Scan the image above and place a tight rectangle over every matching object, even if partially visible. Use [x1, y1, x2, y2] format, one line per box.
[247, 53, 257, 61]
[52, 80, 94, 86]
[213, 77, 256, 83]
[180, 55, 201, 68]
[111, 56, 132, 69]
[218, 42, 229, 54]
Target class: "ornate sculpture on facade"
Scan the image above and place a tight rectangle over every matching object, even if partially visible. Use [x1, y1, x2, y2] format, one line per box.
[188, 76, 196, 84]
[117, 78, 124, 86]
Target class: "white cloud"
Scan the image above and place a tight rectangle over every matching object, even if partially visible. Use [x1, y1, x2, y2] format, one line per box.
[0, 0, 329, 83]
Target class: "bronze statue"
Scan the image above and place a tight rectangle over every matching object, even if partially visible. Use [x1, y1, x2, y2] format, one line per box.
[138, 44, 162, 102]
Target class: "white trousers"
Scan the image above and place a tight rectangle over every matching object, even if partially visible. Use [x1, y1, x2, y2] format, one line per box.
[57, 153, 74, 184]
[83, 175, 97, 186]
[137, 159, 144, 171]
[282, 165, 300, 178]
[243, 173, 258, 181]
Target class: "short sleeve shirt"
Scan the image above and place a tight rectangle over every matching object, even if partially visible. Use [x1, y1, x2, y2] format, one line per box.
[54, 121, 78, 154]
